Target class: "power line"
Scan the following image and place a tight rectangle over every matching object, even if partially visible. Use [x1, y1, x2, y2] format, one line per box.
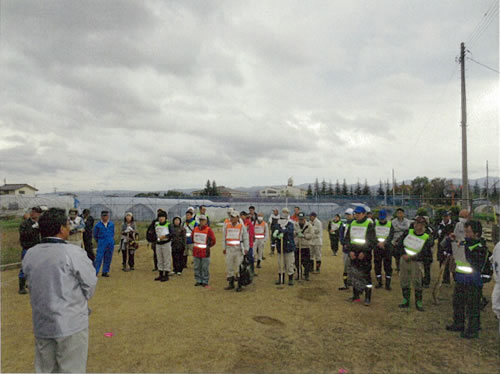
[466, 56, 500, 74]
[467, 1, 499, 47]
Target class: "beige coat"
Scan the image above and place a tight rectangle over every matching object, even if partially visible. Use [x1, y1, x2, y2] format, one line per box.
[310, 218, 323, 245]
[294, 221, 314, 248]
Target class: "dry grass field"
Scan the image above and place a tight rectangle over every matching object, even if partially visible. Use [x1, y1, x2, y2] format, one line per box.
[2, 230, 499, 373]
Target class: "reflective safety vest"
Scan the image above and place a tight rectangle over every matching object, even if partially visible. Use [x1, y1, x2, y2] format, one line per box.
[350, 220, 370, 245]
[184, 220, 196, 238]
[254, 221, 266, 239]
[375, 220, 392, 242]
[155, 221, 170, 238]
[454, 242, 481, 274]
[193, 226, 210, 258]
[225, 224, 242, 247]
[403, 229, 429, 256]
[330, 220, 341, 233]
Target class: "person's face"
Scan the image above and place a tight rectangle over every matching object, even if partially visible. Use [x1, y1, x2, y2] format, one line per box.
[199, 219, 207, 228]
[299, 218, 306, 225]
[414, 221, 425, 232]
[200, 207, 206, 214]
[230, 216, 239, 225]
[294, 208, 300, 214]
[334, 216, 340, 222]
[379, 217, 386, 223]
[346, 214, 353, 220]
[464, 226, 477, 239]
[273, 210, 278, 215]
[101, 214, 109, 223]
[396, 211, 404, 219]
[249, 208, 255, 214]
[31, 211, 41, 221]
[186, 212, 193, 220]
[354, 212, 366, 221]
[125, 215, 132, 223]
[310, 215, 316, 222]
[69, 212, 77, 220]
[459, 210, 469, 220]
[159, 216, 166, 224]
[443, 215, 450, 223]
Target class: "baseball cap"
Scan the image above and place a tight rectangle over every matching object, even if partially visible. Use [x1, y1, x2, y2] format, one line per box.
[414, 215, 426, 224]
[298, 212, 306, 219]
[345, 208, 354, 215]
[353, 206, 366, 214]
[230, 211, 239, 218]
[32, 206, 43, 213]
[282, 207, 290, 214]
[310, 212, 317, 217]
[378, 209, 387, 219]
[198, 214, 207, 221]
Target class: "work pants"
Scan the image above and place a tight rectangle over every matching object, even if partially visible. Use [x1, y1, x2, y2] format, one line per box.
[19, 249, 28, 279]
[399, 258, 423, 290]
[150, 242, 158, 270]
[183, 243, 193, 269]
[194, 257, 210, 285]
[329, 234, 339, 254]
[374, 247, 392, 280]
[156, 242, 172, 272]
[295, 247, 311, 274]
[349, 258, 372, 292]
[452, 283, 481, 333]
[121, 247, 135, 268]
[35, 328, 88, 373]
[310, 244, 322, 262]
[440, 257, 452, 283]
[254, 239, 265, 261]
[225, 246, 243, 278]
[492, 282, 500, 334]
[277, 250, 295, 275]
[83, 239, 95, 262]
[172, 247, 185, 273]
[393, 251, 401, 271]
[94, 241, 114, 275]
[423, 261, 432, 287]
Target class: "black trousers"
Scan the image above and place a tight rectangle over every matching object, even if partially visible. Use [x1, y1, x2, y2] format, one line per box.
[295, 247, 311, 274]
[453, 283, 481, 333]
[439, 257, 452, 283]
[121, 248, 135, 268]
[151, 242, 158, 269]
[374, 248, 392, 279]
[350, 258, 372, 292]
[329, 235, 339, 254]
[423, 261, 432, 286]
[172, 249, 184, 273]
[83, 238, 95, 262]
[393, 251, 401, 270]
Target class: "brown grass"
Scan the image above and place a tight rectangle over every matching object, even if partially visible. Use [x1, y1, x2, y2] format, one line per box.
[2, 230, 499, 373]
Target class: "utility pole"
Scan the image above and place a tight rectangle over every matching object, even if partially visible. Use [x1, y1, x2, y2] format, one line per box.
[486, 160, 489, 201]
[392, 169, 396, 207]
[460, 42, 470, 210]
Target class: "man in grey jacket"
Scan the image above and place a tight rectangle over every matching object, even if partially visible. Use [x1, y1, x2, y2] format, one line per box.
[22, 208, 98, 373]
[309, 212, 323, 273]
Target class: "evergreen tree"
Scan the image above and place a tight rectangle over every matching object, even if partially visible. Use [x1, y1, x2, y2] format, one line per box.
[211, 180, 218, 196]
[306, 184, 313, 198]
[335, 179, 341, 195]
[328, 180, 334, 196]
[321, 179, 327, 196]
[342, 179, 348, 195]
[377, 180, 384, 196]
[473, 181, 480, 198]
[314, 178, 320, 197]
[204, 180, 211, 196]
[354, 181, 362, 196]
[362, 179, 370, 195]
[349, 185, 354, 196]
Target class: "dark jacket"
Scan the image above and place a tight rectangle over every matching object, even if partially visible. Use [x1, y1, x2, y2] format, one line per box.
[437, 219, 455, 261]
[82, 215, 94, 242]
[19, 218, 40, 250]
[171, 222, 186, 254]
[276, 221, 296, 253]
[345, 217, 377, 257]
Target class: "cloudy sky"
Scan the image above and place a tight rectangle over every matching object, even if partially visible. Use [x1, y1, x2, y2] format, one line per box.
[1, 0, 498, 193]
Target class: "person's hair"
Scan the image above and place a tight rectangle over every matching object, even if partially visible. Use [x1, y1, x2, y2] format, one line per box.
[82, 209, 90, 215]
[335, 214, 341, 219]
[396, 208, 404, 213]
[200, 205, 206, 209]
[39, 208, 68, 238]
[465, 220, 482, 237]
[124, 215, 134, 223]
[173, 217, 181, 225]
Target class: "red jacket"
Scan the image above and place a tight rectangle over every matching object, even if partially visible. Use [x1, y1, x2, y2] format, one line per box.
[192, 225, 216, 258]
[244, 218, 255, 248]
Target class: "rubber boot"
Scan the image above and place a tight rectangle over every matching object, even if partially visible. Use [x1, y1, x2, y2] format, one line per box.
[415, 289, 424, 311]
[257, 260, 261, 269]
[225, 277, 235, 290]
[275, 273, 283, 285]
[350, 289, 361, 302]
[288, 274, 294, 286]
[375, 276, 383, 289]
[236, 277, 242, 292]
[18, 278, 27, 295]
[364, 287, 372, 306]
[161, 271, 169, 282]
[338, 274, 349, 290]
[304, 263, 310, 281]
[399, 288, 410, 308]
[316, 261, 321, 273]
[155, 271, 163, 281]
[385, 277, 392, 290]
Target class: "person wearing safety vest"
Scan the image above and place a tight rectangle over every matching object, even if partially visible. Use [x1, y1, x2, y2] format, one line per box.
[395, 215, 434, 311]
[183, 208, 198, 269]
[154, 210, 173, 282]
[273, 207, 296, 286]
[192, 215, 216, 288]
[391, 208, 410, 273]
[445, 220, 488, 339]
[254, 212, 268, 269]
[223, 210, 249, 292]
[373, 209, 395, 290]
[293, 212, 314, 281]
[268, 208, 280, 256]
[195, 205, 211, 227]
[338, 208, 354, 291]
[309, 212, 323, 273]
[327, 214, 342, 256]
[241, 211, 256, 276]
[345, 206, 376, 305]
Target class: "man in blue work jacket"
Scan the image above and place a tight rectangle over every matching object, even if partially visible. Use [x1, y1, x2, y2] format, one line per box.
[93, 210, 115, 277]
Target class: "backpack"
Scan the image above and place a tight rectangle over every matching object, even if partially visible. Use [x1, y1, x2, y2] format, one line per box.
[146, 221, 157, 243]
[238, 254, 253, 286]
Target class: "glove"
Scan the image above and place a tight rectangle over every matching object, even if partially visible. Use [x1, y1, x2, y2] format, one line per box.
[273, 230, 280, 239]
[298, 232, 304, 238]
[279, 233, 284, 239]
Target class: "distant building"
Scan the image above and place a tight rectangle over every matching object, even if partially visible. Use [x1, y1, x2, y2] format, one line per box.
[259, 177, 307, 198]
[192, 186, 250, 198]
[0, 184, 38, 196]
